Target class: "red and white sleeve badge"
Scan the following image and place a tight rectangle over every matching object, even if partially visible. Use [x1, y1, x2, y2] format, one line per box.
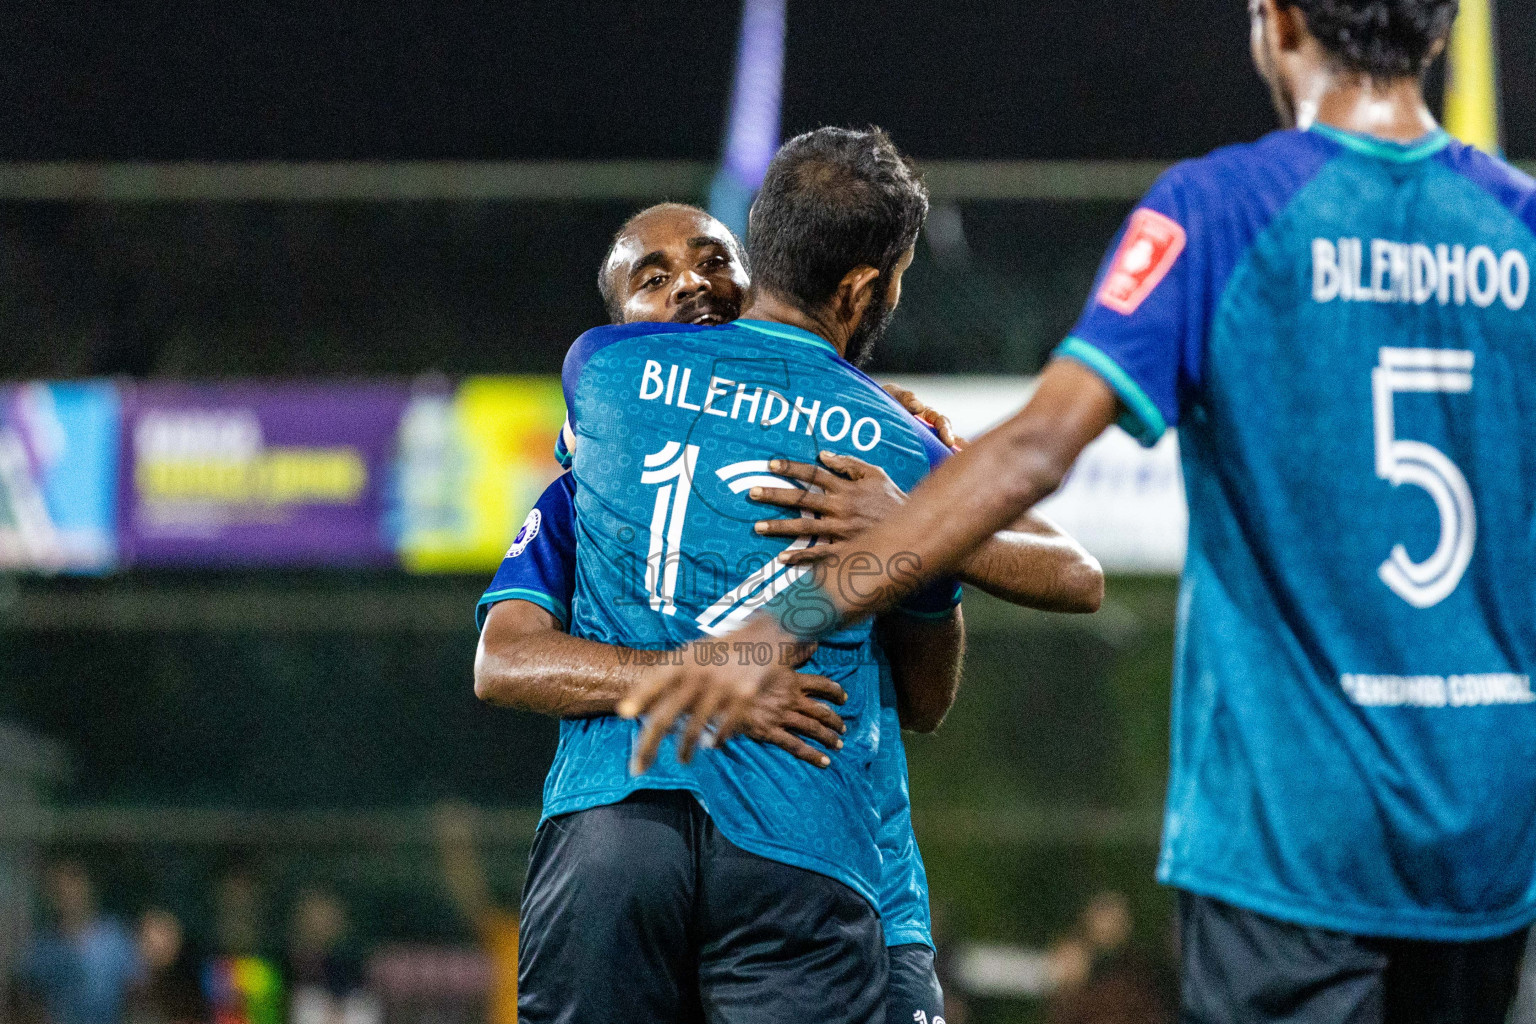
[1097, 208, 1187, 315]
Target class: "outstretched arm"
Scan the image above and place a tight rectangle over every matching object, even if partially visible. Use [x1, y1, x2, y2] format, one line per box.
[752, 453, 1103, 613]
[475, 599, 850, 768]
[474, 599, 642, 719]
[619, 360, 1121, 770]
[787, 360, 1117, 623]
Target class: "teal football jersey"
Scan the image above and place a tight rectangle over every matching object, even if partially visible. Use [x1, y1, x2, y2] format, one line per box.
[552, 318, 952, 906]
[1061, 125, 1536, 939]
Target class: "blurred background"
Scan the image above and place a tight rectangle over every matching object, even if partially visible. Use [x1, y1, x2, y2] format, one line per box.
[0, 2, 1530, 1022]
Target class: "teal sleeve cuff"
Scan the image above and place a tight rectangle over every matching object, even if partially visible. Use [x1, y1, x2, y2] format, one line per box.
[476, 588, 570, 632]
[1054, 336, 1168, 448]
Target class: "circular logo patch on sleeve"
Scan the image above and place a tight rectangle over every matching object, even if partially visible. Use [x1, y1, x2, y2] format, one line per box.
[508, 508, 542, 558]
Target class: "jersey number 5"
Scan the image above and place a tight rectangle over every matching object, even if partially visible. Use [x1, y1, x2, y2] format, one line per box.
[1372, 348, 1476, 609]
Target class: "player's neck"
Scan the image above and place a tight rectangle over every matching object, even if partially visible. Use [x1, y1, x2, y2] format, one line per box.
[1295, 73, 1440, 144]
[739, 292, 849, 358]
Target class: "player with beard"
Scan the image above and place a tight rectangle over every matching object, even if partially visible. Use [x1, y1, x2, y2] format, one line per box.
[500, 127, 1101, 1022]
[476, 200, 1102, 1023]
[632, 3, 1536, 1023]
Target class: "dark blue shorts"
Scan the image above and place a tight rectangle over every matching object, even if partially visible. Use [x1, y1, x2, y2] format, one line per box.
[518, 789, 887, 1024]
[886, 943, 944, 1024]
[1178, 891, 1528, 1024]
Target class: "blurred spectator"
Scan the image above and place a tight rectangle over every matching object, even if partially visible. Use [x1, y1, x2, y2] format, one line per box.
[16, 860, 142, 1024]
[211, 870, 266, 960]
[1045, 891, 1173, 1024]
[432, 804, 518, 1024]
[124, 909, 206, 1024]
[204, 868, 281, 1024]
[285, 889, 379, 1024]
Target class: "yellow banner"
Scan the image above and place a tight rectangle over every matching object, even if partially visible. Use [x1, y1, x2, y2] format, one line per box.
[397, 376, 566, 573]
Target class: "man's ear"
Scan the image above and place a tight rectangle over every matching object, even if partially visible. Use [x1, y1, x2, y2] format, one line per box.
[833, 265, 883, 334]
[1272, 0, 1309, 53]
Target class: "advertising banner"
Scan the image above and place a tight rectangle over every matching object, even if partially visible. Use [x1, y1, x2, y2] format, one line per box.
[1, 374, 1188, 575]
[0, 381, 121, 572]
[886, 376, 1188, 573]
[121, 382, 410, 567]
[394, 376, 567, 573]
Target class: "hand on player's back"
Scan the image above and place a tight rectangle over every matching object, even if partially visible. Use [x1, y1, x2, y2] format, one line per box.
[751, 452, 903, 568]
[882, 382, 968, 451]
[739, 668, 847, 770]
[617, 617, 823, 775]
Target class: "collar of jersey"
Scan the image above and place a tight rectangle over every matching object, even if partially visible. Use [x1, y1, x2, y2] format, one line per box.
[1308, 122, 1451, 163]
[733, 319, 839, 355]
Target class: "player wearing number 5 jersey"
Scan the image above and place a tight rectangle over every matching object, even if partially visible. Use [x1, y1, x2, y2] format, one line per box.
[627, 1, 1536, 1020]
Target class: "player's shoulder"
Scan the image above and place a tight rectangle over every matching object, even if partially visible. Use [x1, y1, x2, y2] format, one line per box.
[562, 320, 719, 395]
[1156, 129, 1336, 213]
[1433, 139, 1536, 230]
[567, 320, 712, 361]
[834, 363, 951, 467]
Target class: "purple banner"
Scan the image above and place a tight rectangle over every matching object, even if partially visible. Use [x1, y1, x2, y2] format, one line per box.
[120, 382, 414, 567]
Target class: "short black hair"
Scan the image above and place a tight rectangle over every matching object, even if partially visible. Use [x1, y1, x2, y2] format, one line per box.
[747, 127, 928, 316]
[596, 203, 748, 323]
[1280, 0, 1458, 78]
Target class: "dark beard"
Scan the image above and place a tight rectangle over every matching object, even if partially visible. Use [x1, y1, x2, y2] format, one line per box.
[845, 288, 894, 368]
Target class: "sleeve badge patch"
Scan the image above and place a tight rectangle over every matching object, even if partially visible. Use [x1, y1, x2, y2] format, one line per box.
[1097, 208, 1187, 315]
[508, 508, 542, 558]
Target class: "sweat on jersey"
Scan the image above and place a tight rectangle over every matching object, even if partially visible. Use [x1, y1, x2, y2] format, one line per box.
[513, 317, 959, 910]
[477, 469, 944, 948]
[1059, 123, 1536, 940]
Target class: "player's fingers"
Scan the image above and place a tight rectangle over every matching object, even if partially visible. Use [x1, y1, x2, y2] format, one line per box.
[818, 450, 871, 480]
[928, 416, 960, 450]
[765, 459, 839, 489]
[711, 698, 753, 750]
[630, 682, 696, 774]
[754, 517, 840, 540]
[764, 728, 833, 769]
[677, 686, 727, 765]
[783, 711, 844, 752]
[749, 486, 834, 516]
[778, 545, 835, 566]
[794, 696, 848, 736]
[617, 666, 675, 719]
[883, 383, 930, 422]
[798, 674, 848, 706]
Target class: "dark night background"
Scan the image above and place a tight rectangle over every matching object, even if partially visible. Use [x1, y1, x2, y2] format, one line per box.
[2, 0, 1532, 161]
[3, 0, 1530, 384]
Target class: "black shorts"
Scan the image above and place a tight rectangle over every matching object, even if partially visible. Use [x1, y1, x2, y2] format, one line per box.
[518, 789, 887, 1024]
[1177, 891, 1528, 1024]
[886, 943, 945, 1024]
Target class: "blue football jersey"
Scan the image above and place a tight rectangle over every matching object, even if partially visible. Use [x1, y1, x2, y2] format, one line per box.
[478, 467, 942, 948]
[550, 317, 953, 908]
[477, 472, 578, 630]
[1061, 124, 1536, 939]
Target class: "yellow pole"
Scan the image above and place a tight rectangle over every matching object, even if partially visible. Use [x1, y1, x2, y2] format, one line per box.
[1443, 0, 1501, 153]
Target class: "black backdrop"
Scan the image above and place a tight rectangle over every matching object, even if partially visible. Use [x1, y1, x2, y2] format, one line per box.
[2, 0, 1532, 161]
